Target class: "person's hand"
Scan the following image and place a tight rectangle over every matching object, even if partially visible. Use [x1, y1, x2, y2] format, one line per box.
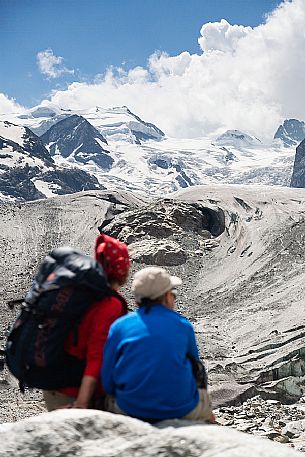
[58, 401, 88, 409]
[207, 413, 217, 424]
[71, 401, 88, 409]
[57, 403, 74, 409]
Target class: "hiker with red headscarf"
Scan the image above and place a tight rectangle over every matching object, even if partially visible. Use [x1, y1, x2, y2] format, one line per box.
[43, 234, 130, 411]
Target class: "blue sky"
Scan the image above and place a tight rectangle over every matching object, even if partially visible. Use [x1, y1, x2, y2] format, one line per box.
[1, 0, 282, 107]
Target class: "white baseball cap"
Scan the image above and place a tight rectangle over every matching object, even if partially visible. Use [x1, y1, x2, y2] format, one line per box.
[132, 267, 182, 302]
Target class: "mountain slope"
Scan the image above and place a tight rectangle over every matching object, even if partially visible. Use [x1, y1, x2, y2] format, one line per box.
[41, 114, 113, 169]
[1, 185, 305, 416]
[274, 119, 305, 147]
[17, 104, 71, 136]
[0, 120, 104, 201]
[12, 104, 165, 144]
[86, 106, 165, 144]
[215, 129, 261, 147]
[0, 121, 54, 168]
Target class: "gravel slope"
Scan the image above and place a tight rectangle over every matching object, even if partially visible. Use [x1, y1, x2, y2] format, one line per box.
[1, 185, 305, 423]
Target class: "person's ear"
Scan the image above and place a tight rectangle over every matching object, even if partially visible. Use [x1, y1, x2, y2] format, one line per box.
[164, 291, 174, 309]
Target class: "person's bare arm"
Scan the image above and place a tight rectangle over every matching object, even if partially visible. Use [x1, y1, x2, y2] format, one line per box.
[73, 376, 97, 408]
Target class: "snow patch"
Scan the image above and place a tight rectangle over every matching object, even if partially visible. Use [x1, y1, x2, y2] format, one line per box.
[33, 179, 61, 197]
[0, 121, 27, 147]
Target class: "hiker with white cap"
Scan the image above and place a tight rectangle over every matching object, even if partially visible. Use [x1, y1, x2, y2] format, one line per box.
[101, 266, 215, 423]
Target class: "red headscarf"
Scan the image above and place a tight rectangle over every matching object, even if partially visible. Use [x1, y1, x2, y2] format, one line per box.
[95, 233, 130, 281]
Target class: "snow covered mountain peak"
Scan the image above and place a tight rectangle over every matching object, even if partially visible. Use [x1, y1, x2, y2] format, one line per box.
[274, 119, 305, 147]
[215, 129, 262, 147]
[81, 105, 165, 144]
[4, 103, 165, 145]
[17, 103, 72, 120]
[0, 105, 302, 201]
[95, 105, 133, 116]
[41, 114, 113, 169]
[0, 118, 105, 201]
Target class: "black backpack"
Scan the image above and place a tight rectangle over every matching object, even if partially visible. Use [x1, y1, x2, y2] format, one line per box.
[5, 246, 113, 391]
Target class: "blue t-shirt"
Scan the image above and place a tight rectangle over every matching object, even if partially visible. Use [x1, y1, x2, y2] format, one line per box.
[101, 304, 200, 420]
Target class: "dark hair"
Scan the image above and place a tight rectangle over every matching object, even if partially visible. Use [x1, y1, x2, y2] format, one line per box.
[138, 295, 165, 313]
[108, 272, 128, 287]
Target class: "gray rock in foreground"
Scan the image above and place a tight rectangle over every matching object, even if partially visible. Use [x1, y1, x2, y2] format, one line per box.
[0, 409, 301, 457]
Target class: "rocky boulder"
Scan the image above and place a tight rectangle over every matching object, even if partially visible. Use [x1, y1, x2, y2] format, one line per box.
[100, 199, 221, 266]
[0, 409, 301, 457]
[129, 239, 187, 266]
[283, 419, 305, 440]
[101, 200, 212, 240]
[216, 395, 305, 450]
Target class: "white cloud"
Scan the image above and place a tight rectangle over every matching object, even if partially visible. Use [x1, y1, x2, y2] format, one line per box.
[37, 49, 74, 79]
[0, 93, 24, 114]
[46, 0, 305, 140]
[198, 19, 252, 53]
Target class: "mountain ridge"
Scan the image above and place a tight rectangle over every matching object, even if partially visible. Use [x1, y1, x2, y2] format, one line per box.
[41, 114, 113, 170]
[274, 119, 305, 147]
[0, 105, 305, 201]
[0, 120, 104, 200]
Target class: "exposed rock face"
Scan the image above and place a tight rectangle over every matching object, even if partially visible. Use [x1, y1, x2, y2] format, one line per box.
[0, 166, 45, 201]
[0, 164, 104, 202]
[290, 139, 305, 187]
[41, 115, 113, 169]
[274, 119, 305, 147]
[36, 168, 104, 194]
[101, 200, 219, 240]
[129, 239, 187, 266]
[149, 157, 195, 188]
[0, 122, 53, 200]
[0, 409, 300, 457]
[0, 120, 106, 201]
[100, 199, 222, 265]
